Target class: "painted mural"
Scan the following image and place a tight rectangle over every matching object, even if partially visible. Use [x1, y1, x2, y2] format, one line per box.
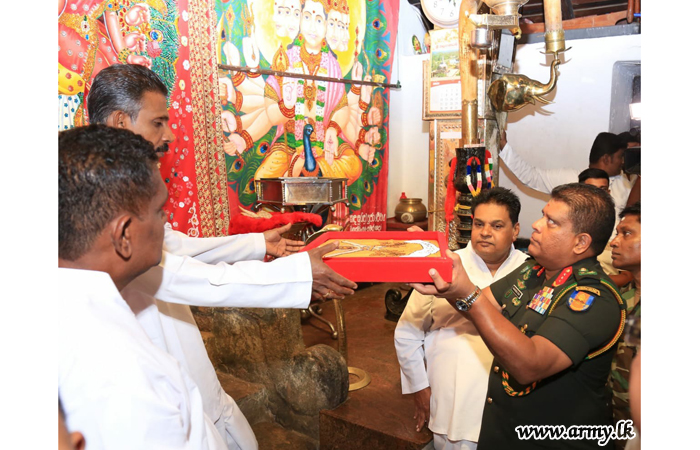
[58, 0, 398, 237]
[216, 0, 398, 231]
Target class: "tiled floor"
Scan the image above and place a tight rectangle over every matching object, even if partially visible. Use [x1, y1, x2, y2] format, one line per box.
[302, 282, 433, 449]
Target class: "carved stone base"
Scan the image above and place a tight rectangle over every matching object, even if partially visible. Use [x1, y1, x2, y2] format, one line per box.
[193, 306, 349, 442]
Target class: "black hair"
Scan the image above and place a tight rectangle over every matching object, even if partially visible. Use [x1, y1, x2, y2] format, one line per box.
[550, 183, 616, 256]
[471, 187, 521, 226]
[620, 201, 641, 222]
[617, 128, 641, 146]
[87, 64, 168, 125]
[59, 124, 159, 261]
[578, 167, 610, 184]
[588, 132, 626, 165]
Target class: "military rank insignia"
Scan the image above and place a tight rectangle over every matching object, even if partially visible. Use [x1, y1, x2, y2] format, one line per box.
[527, 286, 554, 314]
[577, 267, 598, 276]
[567, 290, 595, 312]
[553, 266, 572, 287]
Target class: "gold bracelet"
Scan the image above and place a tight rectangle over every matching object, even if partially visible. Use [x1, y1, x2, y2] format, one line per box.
[279, 100, 295, 119]
[240, 130, 254, 150]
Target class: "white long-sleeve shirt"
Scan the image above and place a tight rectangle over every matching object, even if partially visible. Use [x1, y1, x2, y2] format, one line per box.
[58, 268, 227, 450]
[499, 142, 635, 217]
[121, 226, 313, 450]
[394, 242, 528, 443]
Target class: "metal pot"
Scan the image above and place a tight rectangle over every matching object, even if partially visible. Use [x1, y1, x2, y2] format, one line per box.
[395, 198, 427, 224]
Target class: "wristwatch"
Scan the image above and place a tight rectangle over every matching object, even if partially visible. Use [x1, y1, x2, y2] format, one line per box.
[455, 287, 482, 312]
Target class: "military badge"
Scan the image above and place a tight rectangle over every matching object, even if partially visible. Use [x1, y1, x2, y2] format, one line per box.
[517, 279, 526, 289]
[512, 297, 521, 306]
[577, 286, 601, 296]
[578, 267, 598, 276]
[512, 286, 523, 299]
[527, 286, 554, 315]
[523, 270, 531, 281]
[567, 290, 595, 312]
[505, 289, 513, 299]
[520, 266, 530, 274]
[553, 266, 572, 287]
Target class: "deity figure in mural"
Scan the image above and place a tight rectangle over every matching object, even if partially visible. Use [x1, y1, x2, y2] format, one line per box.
[58, 0, 178, 129]
[223, 0, 372, 185]
[326, 1, 350, 53]
[272, 0, 302, 39]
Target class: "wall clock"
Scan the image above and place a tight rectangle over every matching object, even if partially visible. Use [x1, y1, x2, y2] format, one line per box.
[420, 0, 461, 29]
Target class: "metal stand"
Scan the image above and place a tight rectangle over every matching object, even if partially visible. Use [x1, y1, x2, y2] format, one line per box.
[253, 177, 370, 390]
[331, 297, 371, 391]
[306, 303, 338, 339]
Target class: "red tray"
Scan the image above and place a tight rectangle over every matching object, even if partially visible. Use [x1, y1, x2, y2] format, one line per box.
[301, 231, 452, 283]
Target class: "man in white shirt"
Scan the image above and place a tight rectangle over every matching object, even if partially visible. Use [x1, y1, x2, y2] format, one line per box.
[394, 187, 528, 450]
[58, 124, 227, 449]
[499, 131, 633, 217]
[86, 64, 357, 449]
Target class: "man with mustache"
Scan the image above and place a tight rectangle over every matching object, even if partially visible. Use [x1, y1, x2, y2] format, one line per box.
[608, 202, 641, 450]
[410, 183, 626, 449]
[58, 125, 227, 448]
[87, 63, 356, 450]
[395, 188, 528, 450]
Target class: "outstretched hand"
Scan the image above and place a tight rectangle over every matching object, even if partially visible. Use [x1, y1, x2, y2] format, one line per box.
[408, 250, 474, 299]
[263, 223, 305, 257]
[307, 242, 357, 301]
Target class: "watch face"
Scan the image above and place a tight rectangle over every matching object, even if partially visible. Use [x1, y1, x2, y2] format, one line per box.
[421, 0, 460, 29]
[455, 299, 468, 311]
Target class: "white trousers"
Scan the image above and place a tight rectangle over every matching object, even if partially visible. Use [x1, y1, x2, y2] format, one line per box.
[433, 433, 478, 450]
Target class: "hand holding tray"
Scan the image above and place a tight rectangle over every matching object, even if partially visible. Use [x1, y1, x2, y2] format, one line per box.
[301, 231, 452, 283]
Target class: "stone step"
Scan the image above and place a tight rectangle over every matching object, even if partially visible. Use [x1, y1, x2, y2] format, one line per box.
[252, 422, 318, 450]
[319, 396, 433, 450]
[217, 371, 274, 426]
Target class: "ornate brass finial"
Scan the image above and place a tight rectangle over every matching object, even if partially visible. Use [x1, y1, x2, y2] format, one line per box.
[487, 59, 560, 112]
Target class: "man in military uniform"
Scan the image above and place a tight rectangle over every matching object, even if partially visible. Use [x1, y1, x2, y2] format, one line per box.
[607, 202, 641, 450]
[411, 183, 627, 449]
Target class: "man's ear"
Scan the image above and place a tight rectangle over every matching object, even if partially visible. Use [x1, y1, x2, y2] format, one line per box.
[512, 222, 520, 242]
[572, 233, 593, 256]
[105, 110, 131, 129]
[110, 213, 134, 260]
[71, 431, 86, 450]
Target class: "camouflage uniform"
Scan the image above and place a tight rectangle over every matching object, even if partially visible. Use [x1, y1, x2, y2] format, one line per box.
[608, 288, 640, 450]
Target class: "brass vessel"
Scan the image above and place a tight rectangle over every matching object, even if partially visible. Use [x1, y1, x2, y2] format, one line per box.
[395, 198, 427, 224]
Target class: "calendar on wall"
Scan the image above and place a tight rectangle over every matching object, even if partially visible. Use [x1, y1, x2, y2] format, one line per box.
[422, 28, 461, 120]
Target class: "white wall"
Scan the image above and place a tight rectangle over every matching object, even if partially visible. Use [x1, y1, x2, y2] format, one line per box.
[387, 53, 430, 218]
[387, 32, 641, 228]
[502, 33, 641, 228]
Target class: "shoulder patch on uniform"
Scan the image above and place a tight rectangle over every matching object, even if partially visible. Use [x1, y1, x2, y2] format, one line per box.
[567, 290, 596, 312]
[576, 286, 601, 296]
